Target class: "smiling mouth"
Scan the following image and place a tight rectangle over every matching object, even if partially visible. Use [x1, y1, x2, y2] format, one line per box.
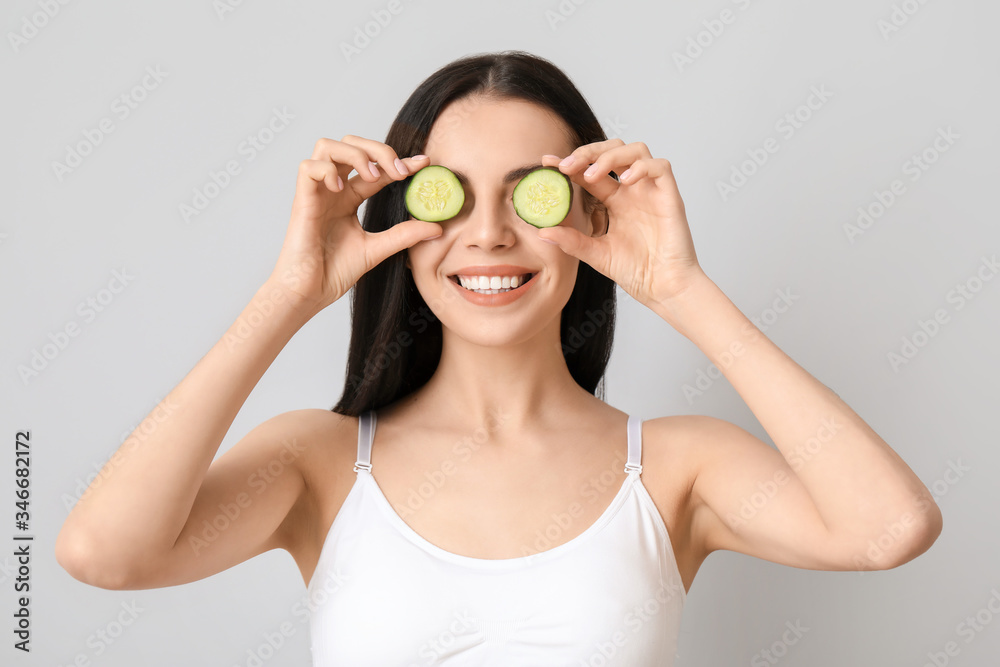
[448, 273, 536, 294]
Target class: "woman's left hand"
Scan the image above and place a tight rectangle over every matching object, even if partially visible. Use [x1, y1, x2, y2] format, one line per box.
[538, 139, 707, 306]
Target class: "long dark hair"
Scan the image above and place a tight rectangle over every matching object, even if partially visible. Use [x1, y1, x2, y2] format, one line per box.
[331, 50, 617, 417]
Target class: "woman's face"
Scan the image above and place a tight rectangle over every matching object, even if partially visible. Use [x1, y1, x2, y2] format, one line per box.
[406, 96, 605, 348]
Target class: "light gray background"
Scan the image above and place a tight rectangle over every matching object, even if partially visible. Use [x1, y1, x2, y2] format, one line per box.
[3, 0, 998, 665]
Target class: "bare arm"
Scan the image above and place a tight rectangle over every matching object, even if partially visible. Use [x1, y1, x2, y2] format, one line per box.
[55, 281, 317, 588]
[55, 137, 438, 589]
[652, 275, 943, 571]
[534, 141, 942, 572]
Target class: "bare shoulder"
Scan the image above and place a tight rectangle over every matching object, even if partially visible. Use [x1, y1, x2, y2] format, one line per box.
[639, 415, 715, 478]
[641, 414, 856, 572]
[267, 407, 355, 443]
[641, 413, 770, 507]
[641, 413, 747, 471]
[272, 407, 360, 490]
[639, 414, 732, 499]
[260, 409, 360, 553]
[247, 408, 357, 478]
[637, 414, 740, 586]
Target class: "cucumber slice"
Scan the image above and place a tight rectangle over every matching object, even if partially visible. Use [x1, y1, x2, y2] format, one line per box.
[404, 165, 465, 222]
[512, 167, 573, 228]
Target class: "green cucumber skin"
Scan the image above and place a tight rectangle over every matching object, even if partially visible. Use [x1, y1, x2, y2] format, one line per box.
[405, 165, 465, 222]
[512, 167, 573, 228]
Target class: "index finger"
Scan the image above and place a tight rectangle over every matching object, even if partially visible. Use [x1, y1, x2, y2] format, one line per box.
[540, 149, 620, 204]
[345, 153, 428, 206]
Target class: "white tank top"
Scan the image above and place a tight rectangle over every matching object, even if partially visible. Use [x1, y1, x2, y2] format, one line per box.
[307, 410, 687, 666]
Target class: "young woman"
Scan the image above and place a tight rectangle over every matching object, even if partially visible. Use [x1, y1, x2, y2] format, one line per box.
[56, 51, 943, 665]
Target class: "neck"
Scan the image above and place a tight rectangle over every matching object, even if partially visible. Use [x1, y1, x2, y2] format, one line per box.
[403, 310, 596, 439]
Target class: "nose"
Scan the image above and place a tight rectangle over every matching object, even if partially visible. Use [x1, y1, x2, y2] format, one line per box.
[459, 200, 517, 250]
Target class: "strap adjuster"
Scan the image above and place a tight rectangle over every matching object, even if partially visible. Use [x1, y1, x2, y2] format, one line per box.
[624, 462, 642, 474]
[353, 461, 372, 473]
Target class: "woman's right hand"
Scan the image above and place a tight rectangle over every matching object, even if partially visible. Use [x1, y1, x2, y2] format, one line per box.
[268, 136, 442, 314]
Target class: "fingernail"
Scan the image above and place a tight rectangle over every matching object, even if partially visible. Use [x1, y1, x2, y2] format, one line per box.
[337, 175, 344, 190]
[542, 154, 560, 160]
[584, 164, 598, 178]
[369, 161, 380, 178]
[423, 233, 442, 240]
[620, 168, 632, 181]
[540, 236, 559, 245]
[559, 155, 576, 168]
[394, 158, 407, 176]
[411, 154, 428, 160]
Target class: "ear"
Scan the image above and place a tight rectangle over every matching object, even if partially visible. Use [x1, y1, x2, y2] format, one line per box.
[589, 203, 609, 237]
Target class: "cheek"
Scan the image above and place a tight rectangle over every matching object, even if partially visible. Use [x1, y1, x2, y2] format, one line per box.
[407, 244, 449, 292]
[407, 243, 432, 270]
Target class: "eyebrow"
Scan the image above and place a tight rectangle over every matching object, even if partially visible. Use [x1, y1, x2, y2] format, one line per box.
[447, 163, 545, 188]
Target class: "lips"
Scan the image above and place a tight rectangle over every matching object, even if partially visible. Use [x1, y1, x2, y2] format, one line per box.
[447, 270, 539, 306]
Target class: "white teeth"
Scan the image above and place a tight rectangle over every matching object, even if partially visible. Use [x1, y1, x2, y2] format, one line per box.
[456, 273, 531, 292]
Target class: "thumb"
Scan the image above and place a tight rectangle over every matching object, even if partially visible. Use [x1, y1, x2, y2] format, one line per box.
[537, 226, 609, 273]
[366, 219, 443, 267]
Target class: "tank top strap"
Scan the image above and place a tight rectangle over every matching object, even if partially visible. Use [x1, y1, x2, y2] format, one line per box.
[353, 409, 376, 474]
[625, 414, 643, 475]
